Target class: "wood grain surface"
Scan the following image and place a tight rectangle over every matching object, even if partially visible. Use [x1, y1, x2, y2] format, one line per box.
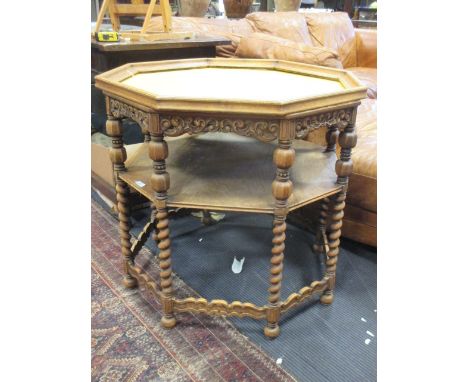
[119, 133, 342, 213]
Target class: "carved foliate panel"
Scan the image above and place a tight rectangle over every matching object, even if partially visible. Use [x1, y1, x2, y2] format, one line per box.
[108, 98, 355, 142]
[160, 116, 280, 142]
[109, 98, 149, 131]
[294, 108, 354, 139]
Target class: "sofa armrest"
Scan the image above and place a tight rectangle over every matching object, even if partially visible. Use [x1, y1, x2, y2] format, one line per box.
[355, 28, 377, 68]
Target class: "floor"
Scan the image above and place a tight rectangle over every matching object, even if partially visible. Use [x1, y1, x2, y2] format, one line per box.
[93, 189, 377, 382]
[92, 199, 297, 382]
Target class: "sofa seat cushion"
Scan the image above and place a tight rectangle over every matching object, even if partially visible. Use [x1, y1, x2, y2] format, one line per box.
[246, 12, 313, 45]
[348, 67, 377, 99]
[346, 98, 377, 212]
[235, 33, 343, 69]
[352, 98, 377, 179]
[304, 12, 357, 68]
[147, 16, 255, 57]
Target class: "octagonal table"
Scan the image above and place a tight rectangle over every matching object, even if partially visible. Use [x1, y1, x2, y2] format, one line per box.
[95, 58, 367, 338]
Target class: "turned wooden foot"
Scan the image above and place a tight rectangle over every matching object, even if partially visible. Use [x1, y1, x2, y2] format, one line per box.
[161, 315, 177, 329]
[123, 275, 138, 289]
[264, 323, 280, 339]
[320, 291, 334, 305]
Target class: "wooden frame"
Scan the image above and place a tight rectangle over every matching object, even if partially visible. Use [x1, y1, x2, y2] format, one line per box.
[96, 58, 367, 338]
[95, 58, 367, 116]
[93, 0, 193, 41]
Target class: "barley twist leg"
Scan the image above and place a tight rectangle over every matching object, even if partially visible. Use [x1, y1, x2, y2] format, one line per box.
[264, 137, 295, 338]
[321, 114, 357, 304]
[320, 192, 345, 304]
[106, 116, 137, 288]
[313, 197, 330, 255]
[149, 132, 176, 329]
[313, 124, 338, 254]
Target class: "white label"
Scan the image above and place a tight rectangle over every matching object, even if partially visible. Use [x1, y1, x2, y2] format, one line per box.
[231, 257, 245, 274]
[135, 180, 145, 187]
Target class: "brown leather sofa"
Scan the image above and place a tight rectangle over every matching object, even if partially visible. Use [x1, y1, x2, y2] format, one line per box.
[148, 12, 377, 246]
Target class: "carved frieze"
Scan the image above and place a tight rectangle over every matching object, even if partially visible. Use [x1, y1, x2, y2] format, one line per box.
[160, 116, 280, 142]
[294, 108, 353, 139]
[109, 98, 149, 131]
[108, 99, 354, 142]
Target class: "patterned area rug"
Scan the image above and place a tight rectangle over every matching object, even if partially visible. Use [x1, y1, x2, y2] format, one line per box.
[91, 200, 296, 382]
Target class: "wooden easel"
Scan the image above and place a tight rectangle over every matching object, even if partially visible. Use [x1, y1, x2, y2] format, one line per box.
[94, 0, 193, 41]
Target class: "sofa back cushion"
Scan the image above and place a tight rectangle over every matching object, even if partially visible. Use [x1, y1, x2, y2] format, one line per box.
[148, 16, 254, 37]
[246, 12, 313, 45]
[304, 12, 357, 68]
[236, 32, 343, 69]
[147, 16, 255, 57]
[355, 28, 377, 68]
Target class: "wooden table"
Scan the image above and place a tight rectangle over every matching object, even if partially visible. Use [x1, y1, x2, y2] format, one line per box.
[95, 58, 367, 338]
[91, 36, 230, 73]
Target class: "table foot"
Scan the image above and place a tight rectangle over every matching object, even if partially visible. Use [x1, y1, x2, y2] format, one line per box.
[123, 275, 138, 289]
[264, 323, 280, 339]
[161, 315, 177, 329]
[320, 291, 334, 305]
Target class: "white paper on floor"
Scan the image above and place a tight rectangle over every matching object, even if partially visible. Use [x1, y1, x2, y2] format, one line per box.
[231, 256, 245, 274]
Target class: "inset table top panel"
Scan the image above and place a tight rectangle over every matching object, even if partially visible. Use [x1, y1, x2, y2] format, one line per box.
[122, 67, 344, 103]
[95, 58, 367, 117]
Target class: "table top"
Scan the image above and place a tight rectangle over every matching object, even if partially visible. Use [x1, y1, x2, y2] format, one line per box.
[123, 67, 345, 103]
[91, 36, 231, 52]
[95, 58, 367, 117]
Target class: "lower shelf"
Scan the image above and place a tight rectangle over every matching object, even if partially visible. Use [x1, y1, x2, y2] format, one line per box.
[120, 133, 341, 213]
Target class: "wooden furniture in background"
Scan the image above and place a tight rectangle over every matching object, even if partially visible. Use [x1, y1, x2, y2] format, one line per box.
[352, 6, 377, 28]
[94, 0, 193, 41]
[91, 36, 230, 74]
[95, 58, 367, 338]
